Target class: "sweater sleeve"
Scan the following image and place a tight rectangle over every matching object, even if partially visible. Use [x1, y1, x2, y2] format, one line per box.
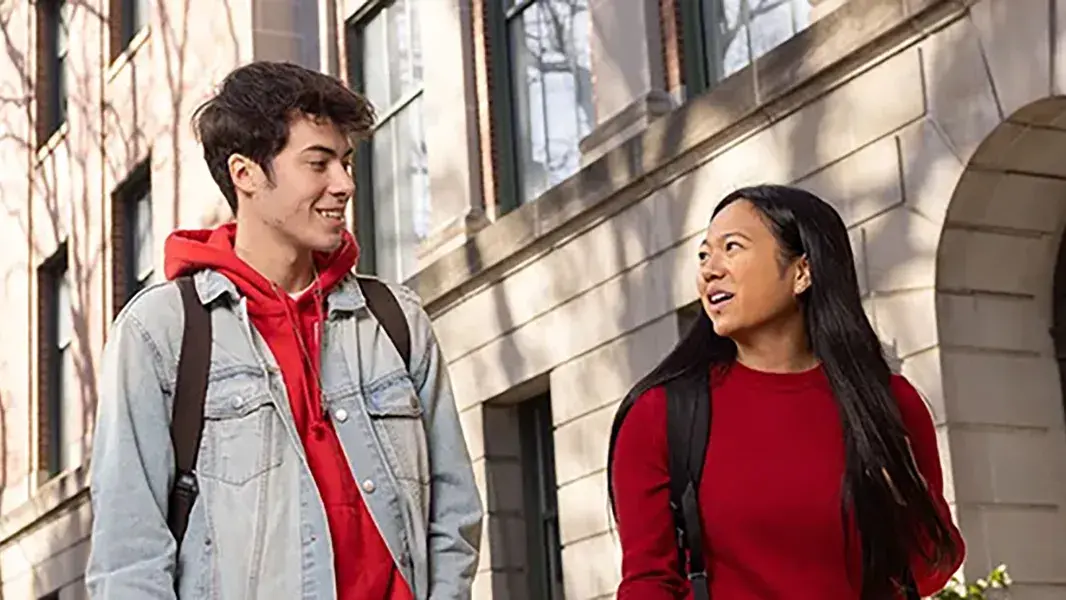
[611, 386, 689, 600]
[891, 376, 966, 596]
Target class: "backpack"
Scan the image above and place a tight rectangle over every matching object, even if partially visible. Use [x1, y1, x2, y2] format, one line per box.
[166, 275, 411, 551]
[661, 368, 921, 600]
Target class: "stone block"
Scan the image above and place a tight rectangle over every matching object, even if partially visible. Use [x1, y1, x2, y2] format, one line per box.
[956, 505, 1066, 584]
[553, 402, 618, 487]
[922, 16, 1003, 164]
[557, 471, 612, 546]
[940, 350, 1064, 427]
[460, 405, 485, 461]
[950, 428, 1066, 506]
[797, 134, 903, 228]
[548, 313, 677, 426]
[767, 47, 925, 182]
[969, 0, 1051, 119]
[947, 171, 1066, 234]
[936, 292, 1052, 355]
[862, 206, 941, 292]
[872, 288, 939, 358]
[897, 118, 966, 225]
[937, 228, 1056, 297]
[560, 531, 622, 600]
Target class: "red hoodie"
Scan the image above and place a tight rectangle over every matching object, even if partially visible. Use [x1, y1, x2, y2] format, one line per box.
[164, 223, 412, 600]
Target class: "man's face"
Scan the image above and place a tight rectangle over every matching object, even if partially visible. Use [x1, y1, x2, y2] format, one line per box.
[237, 115, 355, 253]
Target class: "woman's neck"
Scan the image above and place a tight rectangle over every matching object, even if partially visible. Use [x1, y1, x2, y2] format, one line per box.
[732, 314, 818, 373]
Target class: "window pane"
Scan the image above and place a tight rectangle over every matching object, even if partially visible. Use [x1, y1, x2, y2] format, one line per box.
[370, 100, 428, 282]
[749, 0, 809, 60]
[362, 10, 390, 110]
[133, 189, 153, 282]
[705, 0, 810, 83]
[56, 55, 67, 126]
[371, 120, 399, 280]
[57, 1, 71, 57]
[508, 0, 592, 205]
[386, 0, 422, 105]
[57, 271, 72, 348]
[135, 0, 151, 32]
[397, 96, 431, 243]
[59, 345, 77, 472]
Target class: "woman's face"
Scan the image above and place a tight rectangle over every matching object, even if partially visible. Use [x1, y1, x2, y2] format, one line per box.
[697, 199, 810, 339]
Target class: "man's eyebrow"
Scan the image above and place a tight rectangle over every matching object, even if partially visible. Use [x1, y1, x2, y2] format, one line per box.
[302, 145, 353, 158]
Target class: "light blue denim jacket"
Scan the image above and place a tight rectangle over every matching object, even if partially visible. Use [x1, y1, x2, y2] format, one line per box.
[86, 269, 483, 599]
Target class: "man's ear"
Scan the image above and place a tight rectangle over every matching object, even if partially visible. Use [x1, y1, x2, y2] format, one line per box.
[793, 255, 812, 296]
[228, 153, 261, 196]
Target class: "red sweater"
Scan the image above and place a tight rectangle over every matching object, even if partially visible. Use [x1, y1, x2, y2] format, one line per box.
[612, 362, 964, 599]
[165, 224, 411, 600]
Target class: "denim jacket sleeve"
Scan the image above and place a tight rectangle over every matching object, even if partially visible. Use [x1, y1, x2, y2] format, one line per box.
[86, 291, 180, 599]
[401, 288, 485, 598]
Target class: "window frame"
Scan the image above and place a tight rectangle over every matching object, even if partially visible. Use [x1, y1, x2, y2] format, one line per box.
[346, 0, 428, 278]
[37, 0, 68, 143]
[38, 243, 70, 478]
[112, 159, 153, 313]
[517, 394, 564, 599]
[487, 0, 595, 213]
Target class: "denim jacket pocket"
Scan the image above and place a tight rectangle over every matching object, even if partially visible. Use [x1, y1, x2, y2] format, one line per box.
[199, 373, 284, 486]
[365, 376, 430, 491]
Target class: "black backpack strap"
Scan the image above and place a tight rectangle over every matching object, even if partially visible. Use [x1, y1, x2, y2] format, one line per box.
[167, 276, 212, 553]
[665, 367, 712, 600]
[356, 276, 411, 371]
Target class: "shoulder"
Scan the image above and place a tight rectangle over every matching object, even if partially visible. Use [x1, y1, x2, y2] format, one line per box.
[110, 279, 184, 342]
[613, 385, 670, 462]
[617, 386, 669, 431]
[352, 273, 427, 319]
[889, 374, 937, 434]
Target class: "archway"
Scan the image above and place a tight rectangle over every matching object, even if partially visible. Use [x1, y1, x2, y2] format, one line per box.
[935, 95, 1066, 596]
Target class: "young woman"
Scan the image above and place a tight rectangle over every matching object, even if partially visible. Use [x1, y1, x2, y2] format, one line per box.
[608, 185, 964, 599]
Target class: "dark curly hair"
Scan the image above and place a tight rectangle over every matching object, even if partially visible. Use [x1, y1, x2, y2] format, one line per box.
[191, 61, 376, 214]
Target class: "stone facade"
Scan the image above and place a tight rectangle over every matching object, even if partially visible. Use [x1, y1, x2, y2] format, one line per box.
[2, 0, 1066, 599]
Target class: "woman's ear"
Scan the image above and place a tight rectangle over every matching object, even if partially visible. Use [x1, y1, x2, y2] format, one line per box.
[793, 255, 812, 296]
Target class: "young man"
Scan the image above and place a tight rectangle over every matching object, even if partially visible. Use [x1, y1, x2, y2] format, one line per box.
[86, 61, 483, 599]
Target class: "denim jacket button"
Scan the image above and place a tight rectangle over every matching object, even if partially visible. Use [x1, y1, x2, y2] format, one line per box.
[334, 407, 349, 423]
[231, 395, 244, 409]
[361, 479, 375, 494]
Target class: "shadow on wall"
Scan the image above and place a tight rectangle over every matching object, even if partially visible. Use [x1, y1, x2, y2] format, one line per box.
[0, 0, 241, 595]
[438, 0, 1028, 597]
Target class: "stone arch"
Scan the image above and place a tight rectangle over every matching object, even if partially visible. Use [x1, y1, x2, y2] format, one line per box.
[935, 94, 1066, 593]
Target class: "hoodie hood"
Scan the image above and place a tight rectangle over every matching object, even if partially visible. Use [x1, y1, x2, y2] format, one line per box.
[163, 222, 359, 314]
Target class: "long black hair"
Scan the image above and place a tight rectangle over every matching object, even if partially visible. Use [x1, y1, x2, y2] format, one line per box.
[606, 184, 960, 598]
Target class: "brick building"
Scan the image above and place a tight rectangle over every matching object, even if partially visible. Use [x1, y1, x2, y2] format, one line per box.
[1, 0, 1065, 598]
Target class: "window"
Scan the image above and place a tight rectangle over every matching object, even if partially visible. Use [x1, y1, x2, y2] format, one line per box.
[112, 162, 153, 314]
[38, 244, 73, 477]
[37, 0, 70, 141]
[116, 0, 150, 53]
[683, 0, 811, 96]
[518, 395, 564, 599]
[493, 0, 593, 210]
[347, 0, 429, 282]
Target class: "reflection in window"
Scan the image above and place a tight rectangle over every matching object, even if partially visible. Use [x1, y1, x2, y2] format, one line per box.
[353, 0, 430, 282]
[130, 188, 154, 296]
[703, 0, 810, 83]
[506, 0, 593, 206]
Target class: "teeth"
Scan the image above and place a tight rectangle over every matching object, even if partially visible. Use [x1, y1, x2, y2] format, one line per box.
[317, 209, 343, 220]
[710, 293, 733, 304]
